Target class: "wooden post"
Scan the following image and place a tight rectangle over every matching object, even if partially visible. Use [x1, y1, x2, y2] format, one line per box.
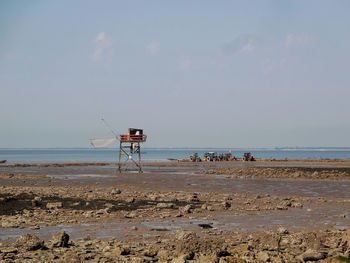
[138, 142, 142, 173]
[118, 141, 122, 173]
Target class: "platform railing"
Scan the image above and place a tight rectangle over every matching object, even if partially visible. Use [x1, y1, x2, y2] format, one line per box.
[120, 134, 147, 142]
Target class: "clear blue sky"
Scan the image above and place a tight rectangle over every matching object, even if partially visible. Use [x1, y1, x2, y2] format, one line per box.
[1, 0, 349, 148]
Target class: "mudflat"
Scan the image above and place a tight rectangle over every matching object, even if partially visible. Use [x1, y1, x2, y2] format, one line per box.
[0, 160, 350, 262]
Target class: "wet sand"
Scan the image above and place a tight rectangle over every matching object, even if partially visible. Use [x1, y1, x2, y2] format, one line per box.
[1, 161, 350, 262]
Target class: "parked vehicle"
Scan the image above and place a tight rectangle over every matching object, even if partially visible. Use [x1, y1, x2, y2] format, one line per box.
[203, 152, 219, 161]
[243, 152, 255, 161]
[190, 153, 201, 162]
[223, 153, 237, 161]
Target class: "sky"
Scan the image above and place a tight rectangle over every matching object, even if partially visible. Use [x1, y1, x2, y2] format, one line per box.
[1, 0, 350, 148]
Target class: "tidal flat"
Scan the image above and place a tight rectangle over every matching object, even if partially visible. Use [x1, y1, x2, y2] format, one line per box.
[0, 160, 350, 262]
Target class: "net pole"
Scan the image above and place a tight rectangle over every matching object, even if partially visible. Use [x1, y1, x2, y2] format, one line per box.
[118, 140, 122, 173]
[138, 142, 142, 173]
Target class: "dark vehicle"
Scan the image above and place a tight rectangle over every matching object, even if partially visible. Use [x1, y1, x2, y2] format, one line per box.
[190, 153, 201, 162]
[211, 152, 237, 161]
[223, 153, 237, 161]
[243, 152, 255, 161]
[203, 152, 219, 161]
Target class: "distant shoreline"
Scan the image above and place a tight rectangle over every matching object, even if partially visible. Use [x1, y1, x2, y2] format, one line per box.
[277, 148, 350, 151]
[1, 147, 350, 151]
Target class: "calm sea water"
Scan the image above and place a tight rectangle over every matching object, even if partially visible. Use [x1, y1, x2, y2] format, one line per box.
[0, 148, 350, 163]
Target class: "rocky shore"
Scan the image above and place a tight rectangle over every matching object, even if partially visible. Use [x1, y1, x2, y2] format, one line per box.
[1, 228, 349, 262]
[206, 167, 350, 180]
[0, 161, 350, 262]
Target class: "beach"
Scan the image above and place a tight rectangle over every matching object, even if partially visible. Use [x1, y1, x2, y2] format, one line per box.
[0, 160, 350, 262]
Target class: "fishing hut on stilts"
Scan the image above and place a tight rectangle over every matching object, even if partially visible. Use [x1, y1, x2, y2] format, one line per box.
[88, 119, 147, 173]
[118, 128, 147, 173]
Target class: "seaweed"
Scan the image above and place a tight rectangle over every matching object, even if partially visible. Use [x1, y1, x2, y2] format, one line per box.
[337, 256, 350, 262]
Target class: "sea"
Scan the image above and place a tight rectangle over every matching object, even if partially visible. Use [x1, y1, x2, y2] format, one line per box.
[1, 148, 350, 163]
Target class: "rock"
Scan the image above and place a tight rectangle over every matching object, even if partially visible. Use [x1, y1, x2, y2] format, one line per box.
[277, 227, 289, 234]
[300, 249, 327, 261]
[292, 202, 303, 208]
[341, 228, 350, 248]
[157, 202, 174, 209]
[150, 195, 159, 201]
[102, 245, 112, 253]
[111, 188, 122, 194]
[96, 209, 105, 215]
[312, 171, 319, 178]
[104, 207, 112, 214]
[257, 251, 270, 262]
[180, 204, 193, 214]
[327, 248, 343, 257]
[84, 241, 93, 247]
[1, 220, 19, 228]
[196, 254, 219, 263]
[175, 230, 197, 240]
[219, 256, 245, 263]
[293, 172, 301, 178]
[14, 233, 44, 251]
[171, 254, 187, 263]
[201, 203, 214, 211]
[60, 251, 81, 263]
[341, 228, 350, 256]
[46, 202, 63, 209]
[283, 200, 292, 207]
[188, 193, 200, 202]
[105, 202, 115, 208]
[157, 249, 169, 260]
[143, 249, 157, 257]
[84, 211, 94, 218]
[217, 251, 231, 257]
[31, 198, 40, 206]
[198, 223, 213, 229]
[126, 197, 135, 203]
[1, 247, 18, 254]
[222, 201, 231, 209]
[128, 256, 145, 263]
[50, 231, 69, 247]
[125, 211, 138, 218]
[276, 205, 288, 210]
[207, 205, 214, 211]
[112, 246, 130, 256]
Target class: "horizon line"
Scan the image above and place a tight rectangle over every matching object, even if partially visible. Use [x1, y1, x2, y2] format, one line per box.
[1, 147, 350, 150]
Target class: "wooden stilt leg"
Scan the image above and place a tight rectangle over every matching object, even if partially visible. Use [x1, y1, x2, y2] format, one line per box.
[118, 141, 122, 173]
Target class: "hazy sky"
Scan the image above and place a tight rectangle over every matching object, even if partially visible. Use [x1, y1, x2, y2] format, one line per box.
[1, 0, 350, 148]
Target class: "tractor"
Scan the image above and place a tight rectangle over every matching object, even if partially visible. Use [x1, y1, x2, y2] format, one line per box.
[223, 152, 237, 161]
[243, 152, 255, 161]
[190, 153, 201, 162]
[203, 152, 219, 161]
[217, 152, 237, 161]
